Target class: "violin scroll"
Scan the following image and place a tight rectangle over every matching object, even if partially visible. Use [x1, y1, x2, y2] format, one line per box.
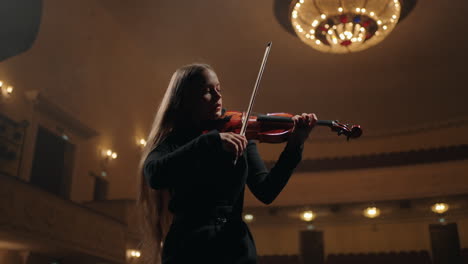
[328, 121, 363, 141]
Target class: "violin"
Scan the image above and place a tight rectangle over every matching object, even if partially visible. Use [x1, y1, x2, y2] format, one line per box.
[206, 42, 362, 144]
[204, 110, 362, 143]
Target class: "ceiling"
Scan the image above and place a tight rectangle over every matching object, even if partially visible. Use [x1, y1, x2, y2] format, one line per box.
[92, 0, 468, 134]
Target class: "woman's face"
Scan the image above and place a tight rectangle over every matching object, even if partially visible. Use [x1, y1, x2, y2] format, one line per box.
[193, 69, 223, 121]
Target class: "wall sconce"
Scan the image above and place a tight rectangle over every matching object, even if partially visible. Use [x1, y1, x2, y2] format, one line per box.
[99, 148, 117, 173]
[102, 149, 118, 160]
[300, 210, 316, 222]
[126, 249, 141, 259]
[138, 138, 147, 147]
[0, 80, 14, 99]
[244, 213, 254, 223]
[363, 206, 381, 218]
[100, 149, 117, 165]
[431, 203, 449, 214]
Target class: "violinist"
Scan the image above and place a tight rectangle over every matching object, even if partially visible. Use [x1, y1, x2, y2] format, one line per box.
[137, 63, 317, 264]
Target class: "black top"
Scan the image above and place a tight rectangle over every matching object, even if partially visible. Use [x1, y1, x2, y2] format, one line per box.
[143, 129, 303, 263]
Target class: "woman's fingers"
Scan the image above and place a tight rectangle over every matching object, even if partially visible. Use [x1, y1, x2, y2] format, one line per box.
[233, 133, 247, 157]
[222, 132, 247, 159]
[231, 134, 243, 158]
[295, 113, 317, 129]
[310, 113, 317, 126]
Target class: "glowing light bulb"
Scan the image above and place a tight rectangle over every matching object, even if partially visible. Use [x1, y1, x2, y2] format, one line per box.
[244, 214, 254, 222]
[431, 203, 449, 214]
[363, 207, 381, 218]
[301, 210, 316, 221]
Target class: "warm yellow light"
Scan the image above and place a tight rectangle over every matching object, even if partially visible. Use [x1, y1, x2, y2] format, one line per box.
[291, 0, 400, 53]
[6, 86, 13, 94]
[106, 150, 113, 156]
[301, 210, 316, 222]
[363, 207, 380, 218]
[431, 203, 449, 214]
[139, 138, 147, 146]
[0, 81, 3, 87]
[244, 214, 254, 223]
[383, 25, 388, 30]
[111, 152, 118, 159]
[128, 249, 141, 258]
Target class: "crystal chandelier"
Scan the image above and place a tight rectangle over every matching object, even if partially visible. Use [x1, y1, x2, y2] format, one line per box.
[291, 0, 401, 53]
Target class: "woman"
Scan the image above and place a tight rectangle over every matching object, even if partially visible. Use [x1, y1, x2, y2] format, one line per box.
[137, 63, 317, 264]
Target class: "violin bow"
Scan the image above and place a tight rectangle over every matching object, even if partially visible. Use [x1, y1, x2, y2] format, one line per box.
[232, 42, 271, 165]
[239, 42, 272, 137]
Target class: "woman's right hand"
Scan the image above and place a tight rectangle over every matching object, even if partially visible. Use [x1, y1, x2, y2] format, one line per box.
[219, 132, 247, 159]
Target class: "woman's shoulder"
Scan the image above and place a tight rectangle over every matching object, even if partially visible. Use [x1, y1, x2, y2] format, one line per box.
[149, 134, 177, 154]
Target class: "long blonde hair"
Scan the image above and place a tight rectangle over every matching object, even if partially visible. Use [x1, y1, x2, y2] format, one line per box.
[136, 63, 213, 264]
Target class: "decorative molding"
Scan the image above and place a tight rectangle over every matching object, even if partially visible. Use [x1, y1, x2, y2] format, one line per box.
[266, 144, 468, 172]
[24, 90, 98, 139]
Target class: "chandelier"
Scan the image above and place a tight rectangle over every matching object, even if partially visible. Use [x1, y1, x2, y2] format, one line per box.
[290, 0, 401, 53]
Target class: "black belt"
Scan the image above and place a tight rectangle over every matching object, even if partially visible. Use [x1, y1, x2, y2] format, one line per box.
[173, 205, 239, 226]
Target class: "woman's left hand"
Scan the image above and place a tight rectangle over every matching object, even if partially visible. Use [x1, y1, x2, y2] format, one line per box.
[287, 113, 317, 148]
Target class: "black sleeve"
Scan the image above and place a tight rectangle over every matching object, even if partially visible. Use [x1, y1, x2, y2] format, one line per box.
[143, 130, 225, 189]
[246, 140, 303, 204]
